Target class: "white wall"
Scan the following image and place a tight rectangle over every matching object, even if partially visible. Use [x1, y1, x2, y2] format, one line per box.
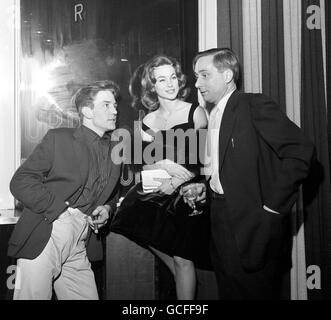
[0, 0, 20, 210]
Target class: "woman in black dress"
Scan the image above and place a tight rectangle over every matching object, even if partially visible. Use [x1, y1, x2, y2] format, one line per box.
[110, 55, 210, 300]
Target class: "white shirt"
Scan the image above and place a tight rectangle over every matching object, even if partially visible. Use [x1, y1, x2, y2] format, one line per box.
[204, 89, 235, 194]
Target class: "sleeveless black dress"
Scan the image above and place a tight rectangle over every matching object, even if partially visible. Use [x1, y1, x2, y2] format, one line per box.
[110, 104, 211, 270]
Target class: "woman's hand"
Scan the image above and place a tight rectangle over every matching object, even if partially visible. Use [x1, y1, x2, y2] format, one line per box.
[153, 159, 194, 181]
[153, 178, 177, 195]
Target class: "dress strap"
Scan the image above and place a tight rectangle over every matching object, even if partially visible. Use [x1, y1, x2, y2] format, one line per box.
[188, 103, 199, 125]
[141, 121, 150, 132]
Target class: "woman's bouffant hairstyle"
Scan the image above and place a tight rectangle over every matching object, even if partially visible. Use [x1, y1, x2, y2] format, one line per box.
[129, 63, 146, 111]
[140, 55, 190, 111]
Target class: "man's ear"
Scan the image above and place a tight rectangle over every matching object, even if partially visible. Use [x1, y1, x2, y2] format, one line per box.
[81, 106, 93, 119]
[224, 69, 234, 84]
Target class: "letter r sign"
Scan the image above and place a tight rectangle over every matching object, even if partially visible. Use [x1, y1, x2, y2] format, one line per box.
[74, 3, 84, 22]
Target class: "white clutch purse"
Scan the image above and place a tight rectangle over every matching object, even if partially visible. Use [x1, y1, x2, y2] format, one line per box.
[141, 169, 171, 193]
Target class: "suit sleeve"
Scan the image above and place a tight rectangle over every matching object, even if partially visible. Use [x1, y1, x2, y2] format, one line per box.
[10, 130, 68, 222]
[250, 94, 315, 213]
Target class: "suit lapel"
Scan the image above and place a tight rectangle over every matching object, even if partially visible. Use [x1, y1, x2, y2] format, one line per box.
[218, 91, 241, 170]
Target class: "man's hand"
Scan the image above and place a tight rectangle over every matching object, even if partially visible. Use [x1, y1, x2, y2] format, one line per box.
[180, 183, 207, 208]
[88, 205, 110, 234]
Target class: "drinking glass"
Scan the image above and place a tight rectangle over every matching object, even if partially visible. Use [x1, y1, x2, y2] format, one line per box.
[182, 185, 203, 216]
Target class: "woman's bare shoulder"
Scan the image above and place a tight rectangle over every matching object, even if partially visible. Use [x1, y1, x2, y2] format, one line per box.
[193, 105, 208, 129]
[142, 111, 157, 127]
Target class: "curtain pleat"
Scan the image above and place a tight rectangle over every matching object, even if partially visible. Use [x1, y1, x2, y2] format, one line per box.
[283, 0, 302, 125]
[242, 0, 262, 93]
[217, 0, 243, 84]
[301, 0, 331, 300]
[261, 0, 286, 113]
[320, 0, 327, 106]
[325, 0, 331, 167]
[199, 0, 218, 51]
[283, 0, 308, 301]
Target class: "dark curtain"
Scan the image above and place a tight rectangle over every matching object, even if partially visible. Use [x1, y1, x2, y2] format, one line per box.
[301, 0, 331, 300]
[261, 0, 289, 300]
[217, 0, 243, 89]
[261, 0, 286, 113]
[326, 0, 331, 172]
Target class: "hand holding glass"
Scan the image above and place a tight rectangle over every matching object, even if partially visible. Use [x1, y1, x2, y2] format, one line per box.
[182, 185, 203, 216]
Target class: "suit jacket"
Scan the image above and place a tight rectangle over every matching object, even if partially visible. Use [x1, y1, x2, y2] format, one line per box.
[212, 91, 314, 271]
[8, 126, 122, 260]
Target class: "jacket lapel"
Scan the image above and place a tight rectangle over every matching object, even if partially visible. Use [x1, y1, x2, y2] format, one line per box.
[218, 90, 241, 170]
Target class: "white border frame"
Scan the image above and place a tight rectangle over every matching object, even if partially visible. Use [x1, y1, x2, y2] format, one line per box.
[14, 0, 21, 171]
[0, 0, 20, 211]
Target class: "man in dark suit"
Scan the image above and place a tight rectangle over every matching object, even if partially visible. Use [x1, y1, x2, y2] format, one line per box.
[8, 80, 122, 300]
[182, 48, 315, 299]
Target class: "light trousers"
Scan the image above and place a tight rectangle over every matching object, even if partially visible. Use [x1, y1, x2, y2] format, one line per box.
[14, 208, 99, 300]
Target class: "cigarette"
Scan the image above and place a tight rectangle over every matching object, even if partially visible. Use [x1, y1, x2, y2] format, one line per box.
[93, 216, 99, 234]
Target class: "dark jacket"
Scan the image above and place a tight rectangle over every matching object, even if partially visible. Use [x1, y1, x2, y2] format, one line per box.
[8, 126, 122, 260]
[212, 91, 314, 271]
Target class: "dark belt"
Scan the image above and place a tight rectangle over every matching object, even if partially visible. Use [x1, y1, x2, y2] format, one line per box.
[211, 191, 226, 200]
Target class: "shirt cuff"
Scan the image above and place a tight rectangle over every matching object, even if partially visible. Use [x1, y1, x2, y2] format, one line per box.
[263, 205, 280, 215]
